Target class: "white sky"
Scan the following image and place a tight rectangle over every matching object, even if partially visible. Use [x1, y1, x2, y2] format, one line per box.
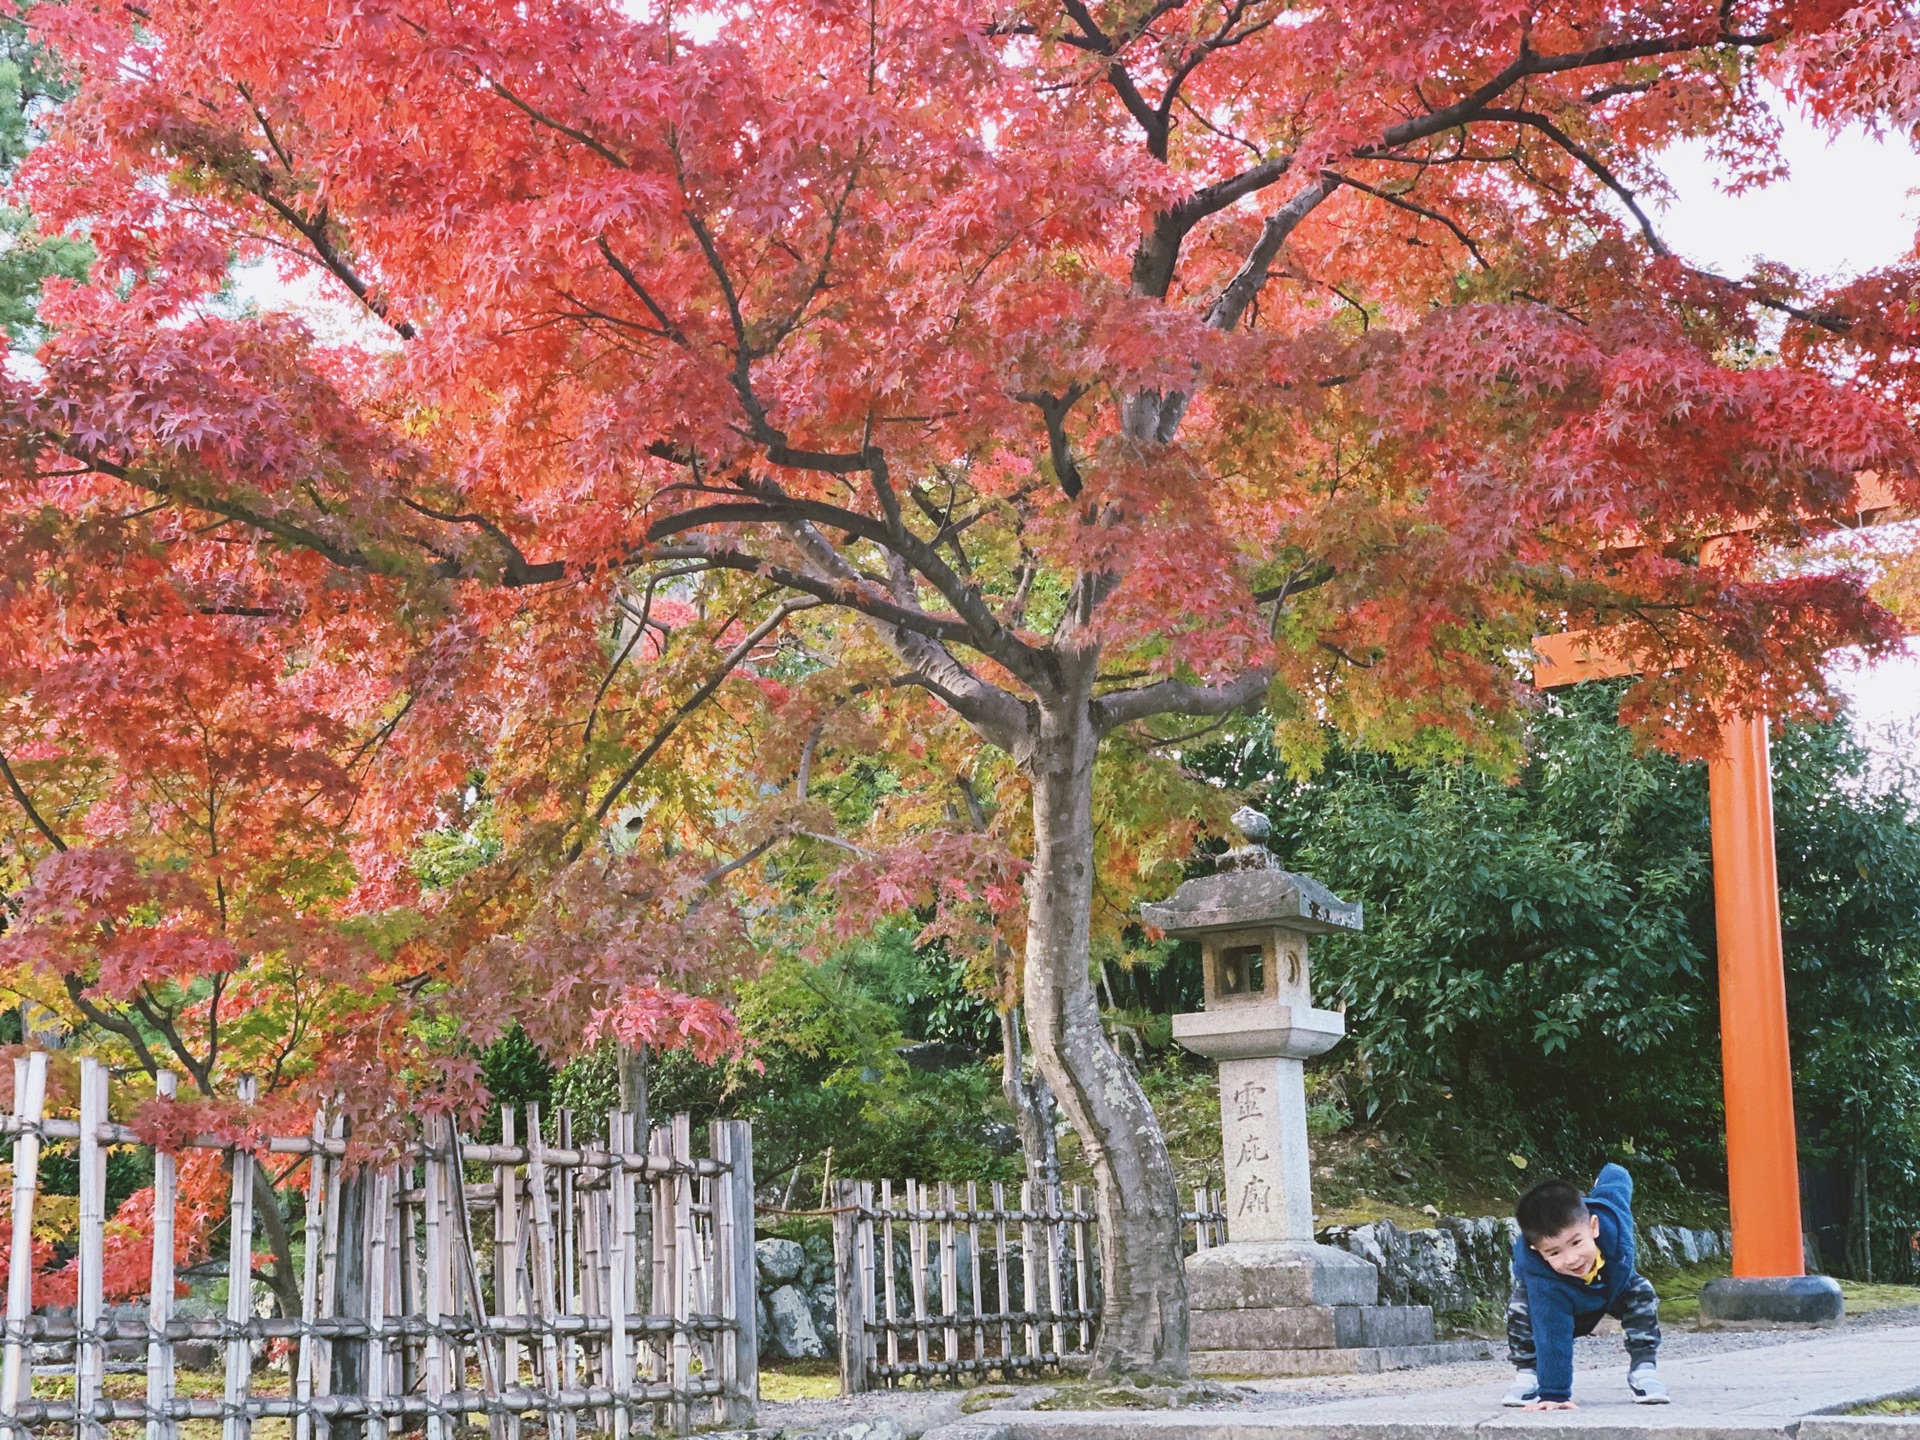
[1656, 102, 1920, 777]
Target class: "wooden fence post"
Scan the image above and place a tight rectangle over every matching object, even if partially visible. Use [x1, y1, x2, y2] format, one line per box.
[1, 1052, 47, 1421]
[607, 1112, 633, 1440]
[295, 1111, 325, 1440]
[831, 1180, 869, 1395]
[710, 1120, 757, 1428]
[75, 1058, 107, 1440]
[223, 1078, 258, 1440]
[146, 1071, 179, 1440]
[494, 1106, 522, 1440]
[0, 1052, 777, 1439]
[667, 1116, 694, 1438]
[362, 1167, 392, 1440]
[421, 1118, 451, 1440]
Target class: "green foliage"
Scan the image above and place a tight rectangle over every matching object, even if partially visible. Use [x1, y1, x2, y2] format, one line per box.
[0, 7, 91, 344]
[648, 923, 1017, 1192]
[412, 806, 502, 890]
[1193, 686, 1920, 1273]
[1771, 721, 1920, 1279]
[471, 922, 1018, 1191]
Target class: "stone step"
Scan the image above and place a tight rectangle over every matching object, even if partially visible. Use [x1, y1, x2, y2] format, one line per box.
[1189, 1338, 1497, 1376]
[1191, 1303, 1438, 1351]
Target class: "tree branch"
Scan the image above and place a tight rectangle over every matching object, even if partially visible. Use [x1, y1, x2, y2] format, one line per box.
[1328, 171, 1489, 269]
[1091, 667, 1272, 732]
[574, 596, 822, 853]
[1207, 178, 1336, 331]
[0, 750, 68, 852]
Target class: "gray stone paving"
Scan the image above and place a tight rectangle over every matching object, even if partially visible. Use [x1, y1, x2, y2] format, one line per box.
[756, 1312, 1920, 1440]
[912, 1321, 1920, 1440]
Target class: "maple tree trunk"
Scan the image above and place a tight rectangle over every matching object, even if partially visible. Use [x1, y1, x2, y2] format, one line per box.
[1023, 709, 1189, 1380]
[327, 1167, 370, 1440]
[999, 1005, 1060, 1193]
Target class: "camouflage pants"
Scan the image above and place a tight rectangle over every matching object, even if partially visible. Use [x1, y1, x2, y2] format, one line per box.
[1506, 1270, 1660, 1369]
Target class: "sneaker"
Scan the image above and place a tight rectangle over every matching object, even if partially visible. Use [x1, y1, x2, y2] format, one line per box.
[1503, 1370, 1540, 1407]
[1629, 1363, 1669, 1405]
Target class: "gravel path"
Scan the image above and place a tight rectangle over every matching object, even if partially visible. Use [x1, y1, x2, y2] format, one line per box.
[755, 1307, 1920, 1435]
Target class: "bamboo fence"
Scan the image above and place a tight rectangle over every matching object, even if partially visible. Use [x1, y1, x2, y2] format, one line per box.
[830, 1179, 1228, 1393]
[0, 1053, 758, 1438]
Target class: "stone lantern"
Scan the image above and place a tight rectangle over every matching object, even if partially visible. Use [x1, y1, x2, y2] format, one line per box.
[1143, 809, 1459, 1374]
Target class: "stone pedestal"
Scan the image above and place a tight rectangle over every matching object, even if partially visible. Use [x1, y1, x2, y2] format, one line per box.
[1145, 823, 1472, 1375]
[1699, 1275, 1844, 1326]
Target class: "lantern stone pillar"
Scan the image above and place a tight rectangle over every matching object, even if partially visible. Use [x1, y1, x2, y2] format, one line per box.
[1144, 810, 1479, 1374]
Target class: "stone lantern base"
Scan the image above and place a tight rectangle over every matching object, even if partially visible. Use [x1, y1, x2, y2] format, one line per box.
[1185, 1242, 1496, 1376]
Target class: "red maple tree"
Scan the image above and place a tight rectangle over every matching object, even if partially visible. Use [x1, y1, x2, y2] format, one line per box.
[2, 0, 1916, 1371]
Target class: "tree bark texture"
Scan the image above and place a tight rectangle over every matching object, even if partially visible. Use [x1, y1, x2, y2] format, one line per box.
[327, 1167, 370, 1440]
[999, 1005, 1060, 1193]
[1021, 700, 1189, 1380]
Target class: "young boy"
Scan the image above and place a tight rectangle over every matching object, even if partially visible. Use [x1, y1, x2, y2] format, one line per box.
[1503, 1163, 1667, 1409]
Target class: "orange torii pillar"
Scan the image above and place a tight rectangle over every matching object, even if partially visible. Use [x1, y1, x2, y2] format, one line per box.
[1535, 637, 1843, 1322]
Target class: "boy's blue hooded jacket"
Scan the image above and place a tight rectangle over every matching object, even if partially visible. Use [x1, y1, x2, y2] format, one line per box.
[1512, 1163, 1640, 1402]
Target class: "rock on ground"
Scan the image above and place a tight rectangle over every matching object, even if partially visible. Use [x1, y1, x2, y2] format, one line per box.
[764, 1282, 827, 1361]
[759, 1237, 808, 1287]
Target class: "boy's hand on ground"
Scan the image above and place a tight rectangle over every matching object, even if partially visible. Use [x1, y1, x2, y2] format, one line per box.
[1523, 1400, 1579, 1411]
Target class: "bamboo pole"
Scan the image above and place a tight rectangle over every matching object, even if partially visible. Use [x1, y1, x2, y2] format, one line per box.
[646, 1124, 670, 1433]
[494, 1106, 522, 1440]
[668, 1116, 694, 1438]
[1072, 1185, 1090, 1353]
[363, 1168, 391, 1440]
[446, 1126, 504, 1440]
[910, 1180, 931, 1371]
[965, 1183, 984, 1367]
[523, 1107, 564, 1419]
[146, 1071, 179, 1440]
[990, 1182, 1010, 1371]
[223, 1077, 259, 1440]
[420, 1118, 449, 1440]
[880, 1181, 899, 1377]
[938, 1183, 958, 1369]
[3, 1053, 48, 1419]
[1018, 1182, 1039, 1362]
[576, 1129, 602, 1418]
[75, 1058, 107, 1440]
[396, 1158, 416, 1416]
[294, 1110, 328, 1440]
[556, 1108, 578, 1440]
[1044, 1182, 1065, 1360]
[606, 1111, 631, 1440]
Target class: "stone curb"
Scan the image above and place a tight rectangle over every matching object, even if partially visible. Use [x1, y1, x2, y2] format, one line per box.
[1800, 1421, 1920, 1440]
[922, 1418, 1799, 1440]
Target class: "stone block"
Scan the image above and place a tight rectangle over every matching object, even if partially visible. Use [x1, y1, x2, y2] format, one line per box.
[1190, 1302, 1435, 1351]
[1191, 1304, 1340, 1350]
[1187, 1337, 1499, 1377]
[1337, 1304, 1436, 1348]
[1186, 1242, 1379, 1310]
[1699, 1275, 1844, 1326]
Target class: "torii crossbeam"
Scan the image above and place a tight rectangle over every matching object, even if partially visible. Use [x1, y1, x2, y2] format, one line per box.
[1533, 473, 1910, 1322]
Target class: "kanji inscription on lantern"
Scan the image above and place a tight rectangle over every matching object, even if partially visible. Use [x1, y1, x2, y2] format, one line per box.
[1217, 1054, 1312, 1242]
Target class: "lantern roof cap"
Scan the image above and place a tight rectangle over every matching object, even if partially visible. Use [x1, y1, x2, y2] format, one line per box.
[1142, 834, 1363, 938]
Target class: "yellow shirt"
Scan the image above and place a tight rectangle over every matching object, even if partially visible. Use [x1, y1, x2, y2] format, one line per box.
[1583, 1251, 1606, 1285]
